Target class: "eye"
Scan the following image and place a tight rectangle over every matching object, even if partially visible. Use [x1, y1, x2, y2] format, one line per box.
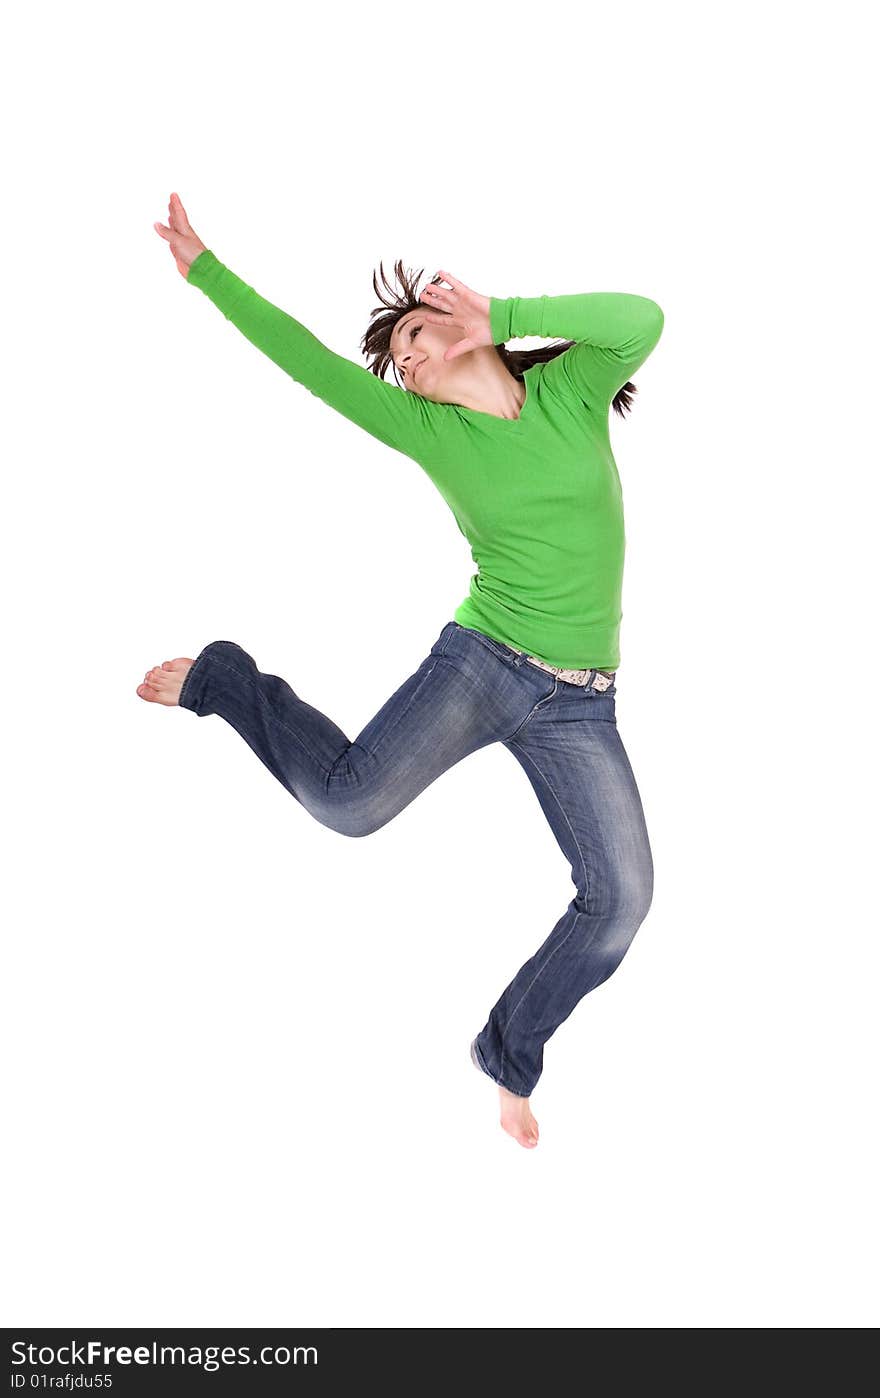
[396, 323, 423, 376]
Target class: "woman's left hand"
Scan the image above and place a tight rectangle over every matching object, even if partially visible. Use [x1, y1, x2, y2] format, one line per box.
[418, 270, 494, 361]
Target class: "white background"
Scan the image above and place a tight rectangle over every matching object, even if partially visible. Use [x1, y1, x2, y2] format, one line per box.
[3, 0, 876, 1329]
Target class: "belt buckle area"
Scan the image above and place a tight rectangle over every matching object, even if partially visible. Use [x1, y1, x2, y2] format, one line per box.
[558, 666, 590, 687]
[517, 650, 614, 691]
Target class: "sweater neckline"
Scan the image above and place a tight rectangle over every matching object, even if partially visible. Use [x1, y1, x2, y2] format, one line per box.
[452, 363, 537, 426]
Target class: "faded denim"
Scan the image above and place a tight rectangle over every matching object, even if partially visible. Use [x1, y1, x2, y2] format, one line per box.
[178, 620, 654, 1097]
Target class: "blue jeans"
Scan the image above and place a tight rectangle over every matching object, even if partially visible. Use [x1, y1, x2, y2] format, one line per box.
[178, 621, 654, 1097]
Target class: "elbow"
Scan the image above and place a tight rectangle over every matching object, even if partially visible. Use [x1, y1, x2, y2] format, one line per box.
[619, 299, 664, 359]
[626, 295, 664, 345]
[643, 299, 664, 346]
[644, 298, 664, 332]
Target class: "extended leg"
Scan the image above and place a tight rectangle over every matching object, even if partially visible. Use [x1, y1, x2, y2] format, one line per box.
[472, 705, 655, 1097]
[175, 623, 540, 838]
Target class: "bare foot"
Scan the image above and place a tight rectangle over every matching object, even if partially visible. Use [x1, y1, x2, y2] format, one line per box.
[499, 1086, 540, 1149]
[136, 657, 195, 706]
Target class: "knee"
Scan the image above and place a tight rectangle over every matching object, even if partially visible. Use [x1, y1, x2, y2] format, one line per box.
[315, 799, 393, 839]
[616, 857, 654, 927]
[581, 864, 653, 928]
[339, 817, 383, 839]
[575, 868, 653, 985]
[632, 874, 654, 927]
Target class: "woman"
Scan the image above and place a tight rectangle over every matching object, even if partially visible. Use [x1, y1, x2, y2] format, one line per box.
[142, 192, 664, 1150]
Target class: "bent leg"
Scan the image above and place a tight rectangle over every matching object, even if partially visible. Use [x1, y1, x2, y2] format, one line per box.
[177, 622, 538, 837]
[472, 695, 654, 1096]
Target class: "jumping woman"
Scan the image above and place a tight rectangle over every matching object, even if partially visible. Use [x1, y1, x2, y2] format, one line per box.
[142, 192, 664, 1150]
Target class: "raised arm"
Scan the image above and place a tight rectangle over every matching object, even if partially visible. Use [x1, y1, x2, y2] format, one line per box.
[154, 193, 441, 458]
[186, 249, 443, 455]
[490, 291, 665, 412]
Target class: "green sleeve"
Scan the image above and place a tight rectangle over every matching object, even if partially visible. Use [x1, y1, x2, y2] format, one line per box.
[186, 249, 443, 456]
[490, 291, 664, 410]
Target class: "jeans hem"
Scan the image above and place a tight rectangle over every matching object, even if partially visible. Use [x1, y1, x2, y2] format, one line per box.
[470, 1038, 530, 1098]
[178, 640, 238, 713]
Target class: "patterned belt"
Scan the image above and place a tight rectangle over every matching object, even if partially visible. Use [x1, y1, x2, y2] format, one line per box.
[511, 649, 616, 691]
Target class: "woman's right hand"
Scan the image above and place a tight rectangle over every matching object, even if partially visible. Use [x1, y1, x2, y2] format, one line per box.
[153, 192, 207, 278]
[417, 269, 493, 361]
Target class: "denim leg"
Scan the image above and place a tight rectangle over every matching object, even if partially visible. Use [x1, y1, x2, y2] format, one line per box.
[176, 624, 553, 839]
[472, 686, 654, 1097]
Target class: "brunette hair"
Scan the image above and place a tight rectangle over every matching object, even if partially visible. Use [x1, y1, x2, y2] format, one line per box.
[360, 258, 637, 418]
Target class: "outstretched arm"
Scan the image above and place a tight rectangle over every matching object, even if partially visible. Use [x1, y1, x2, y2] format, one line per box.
[186, 249, 441, 455]
[154, 194, 441, 458]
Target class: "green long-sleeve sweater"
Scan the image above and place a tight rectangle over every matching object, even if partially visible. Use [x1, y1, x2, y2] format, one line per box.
[185, 248, 664, 670]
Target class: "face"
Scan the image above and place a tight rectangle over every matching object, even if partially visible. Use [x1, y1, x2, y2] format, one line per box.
[389, 307, 463, 402]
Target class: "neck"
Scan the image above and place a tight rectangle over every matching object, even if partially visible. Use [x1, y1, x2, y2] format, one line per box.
[450, 352, 527, 419]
